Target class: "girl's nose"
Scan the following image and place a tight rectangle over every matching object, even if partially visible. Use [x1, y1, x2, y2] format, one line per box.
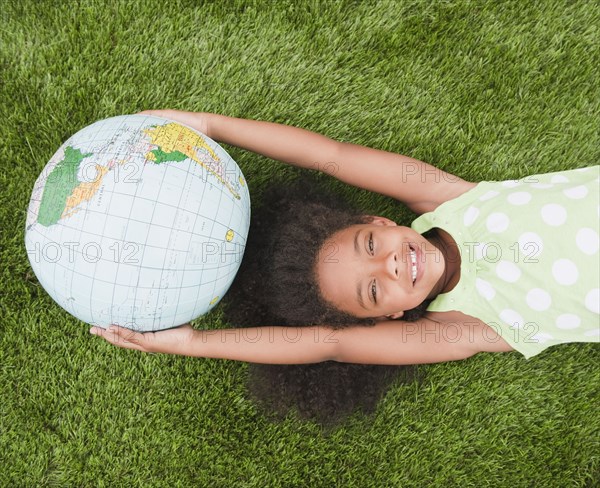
[369, 250, 399, 281]
[385, 251, 399, 280]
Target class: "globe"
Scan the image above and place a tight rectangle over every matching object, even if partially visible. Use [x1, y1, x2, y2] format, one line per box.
[25, 114, 251, 331]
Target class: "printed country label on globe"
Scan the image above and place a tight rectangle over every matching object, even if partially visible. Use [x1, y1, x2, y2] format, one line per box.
[25, 114, 251, 331]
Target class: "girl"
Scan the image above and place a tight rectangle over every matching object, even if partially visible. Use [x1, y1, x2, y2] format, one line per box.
[90, 109, 599, 421]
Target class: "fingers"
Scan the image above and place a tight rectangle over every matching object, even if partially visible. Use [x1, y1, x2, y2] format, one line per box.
[137, 109, 171, 117]
[90, 324, 148, 352]
[137, 110, 161, 116]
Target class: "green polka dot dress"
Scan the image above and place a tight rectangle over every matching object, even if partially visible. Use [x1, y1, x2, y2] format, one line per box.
[411, 166, 600, 359]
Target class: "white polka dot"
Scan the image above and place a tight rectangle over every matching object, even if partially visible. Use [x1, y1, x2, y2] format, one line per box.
[479, 190, 499, 201]
[563, 185, 588, 199]
[583, 329, 600, 338]
[463, 207, 479, 227]
[541, 204, 567, 226]
[531, 183, 553, 189]
[486, 212, 509, 233]
[585, 288, 600, 314]
[496, 260, 521, 282]
[576, 228, 599, 255]
[552, 259, 579, 286]
[555, 314, 581, 329]
[501, 180, 521, 188]
[518, 232, 544, 256]
[550, 174, 569, 183]
[526, 288, 552, 311]
[500, 309, 524, 329]
[531, 332, 553, 343]
[507, 191, 532, 205]
[475, 278, 496, 300]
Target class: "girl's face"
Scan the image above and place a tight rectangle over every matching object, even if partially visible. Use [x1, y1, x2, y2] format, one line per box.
[314, 216, 446, 320]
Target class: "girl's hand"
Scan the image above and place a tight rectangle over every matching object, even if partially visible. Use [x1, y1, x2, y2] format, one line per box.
[89, 323, 196, 356]
[137, 109, 212, 137]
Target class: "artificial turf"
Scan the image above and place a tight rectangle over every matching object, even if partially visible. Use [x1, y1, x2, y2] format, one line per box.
[1, 0, 598, 486]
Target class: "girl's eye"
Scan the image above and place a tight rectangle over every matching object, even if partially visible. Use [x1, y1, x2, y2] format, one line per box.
[371, 280, 377, 303]
[369, 233, 376, 303]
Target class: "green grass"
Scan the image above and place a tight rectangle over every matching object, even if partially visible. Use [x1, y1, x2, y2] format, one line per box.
[1, 0, 599, 485]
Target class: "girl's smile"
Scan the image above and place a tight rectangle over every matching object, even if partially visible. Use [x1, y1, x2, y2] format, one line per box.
[314, 216, 461, 320]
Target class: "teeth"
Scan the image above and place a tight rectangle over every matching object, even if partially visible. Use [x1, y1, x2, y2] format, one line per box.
[410, 249, 417, 283]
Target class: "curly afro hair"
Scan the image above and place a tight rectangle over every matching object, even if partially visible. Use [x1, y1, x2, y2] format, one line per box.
[221, 173, 430, 429]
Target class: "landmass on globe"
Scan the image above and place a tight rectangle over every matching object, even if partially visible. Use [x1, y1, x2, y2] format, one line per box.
[28, 122, 245, 229]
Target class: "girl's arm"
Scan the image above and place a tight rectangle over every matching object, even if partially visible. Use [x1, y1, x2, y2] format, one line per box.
[90, 313, 512, 365]
[211, 113, 474, 214]
[331, 316, 514, 365]
[139, 110, 475, 214]
[90, 323, 337, 364]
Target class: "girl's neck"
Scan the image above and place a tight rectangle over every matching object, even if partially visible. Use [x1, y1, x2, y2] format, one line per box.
[427, 229, 462, 299]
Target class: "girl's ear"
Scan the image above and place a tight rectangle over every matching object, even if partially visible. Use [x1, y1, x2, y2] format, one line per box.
[364, 215, 398, 226]
[375, 312, 404, 320]
[383, 311, 404, 320]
